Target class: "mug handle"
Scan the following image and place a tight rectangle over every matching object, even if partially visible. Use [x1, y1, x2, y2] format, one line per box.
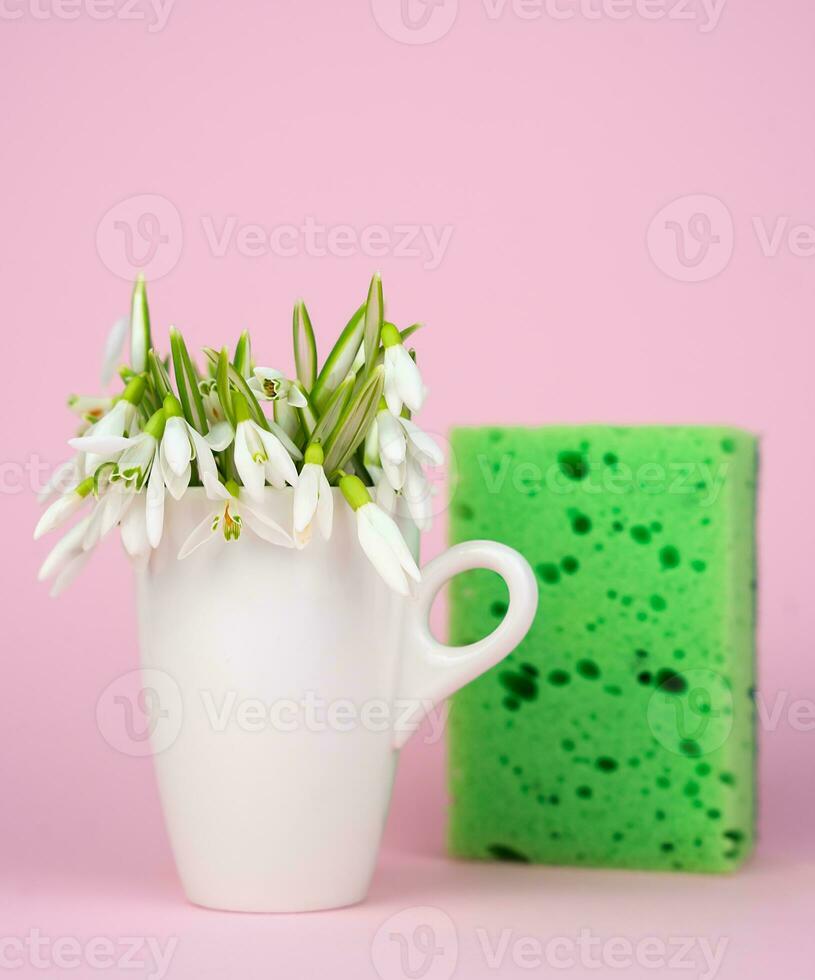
[393, 540, 538, 749]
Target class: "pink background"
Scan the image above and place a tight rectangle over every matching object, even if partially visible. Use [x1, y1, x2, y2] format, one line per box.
[2, 1, 813, 977]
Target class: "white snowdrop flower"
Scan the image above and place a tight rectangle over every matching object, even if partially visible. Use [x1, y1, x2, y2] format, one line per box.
[77, 408, 166, 546]
[160, 394, 232, 500]
[375, 404, 443, 493]
[402, 456, 435, 532]
[178, 480, 294, 559]
[33, 477, 95, 540]
[248, 367, 308, 409]
[37, 515, 94, 597]
[293, 443, 333, 548]
[232, 393, 299, 501]
[120, 492, 151, 559]
[67, 394, 115, 435]
[340, 474, 420, 597]
[81, 473, 137, 553]
[69, 375, 147, 475]
[381, 323, 425, 417]
[198, 379, 228, 426]
[38, 457, 83, 504]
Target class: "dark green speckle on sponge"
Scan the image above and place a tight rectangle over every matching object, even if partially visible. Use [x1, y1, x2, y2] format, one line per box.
[447, 426, 757, 873]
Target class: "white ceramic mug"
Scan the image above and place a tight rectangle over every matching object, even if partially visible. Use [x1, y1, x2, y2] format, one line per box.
[137, 489, 538, 913]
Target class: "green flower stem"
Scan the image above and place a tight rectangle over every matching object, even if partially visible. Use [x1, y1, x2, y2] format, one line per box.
[225, 479, 241, 498]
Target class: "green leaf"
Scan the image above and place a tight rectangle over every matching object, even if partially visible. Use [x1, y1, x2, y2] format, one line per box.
[170, 327, 207, 431]
[310, 374, 355, 447]
[274, 399, 301, 442]
[296, 386, 318, 440]
[233, 331, 252, 378]
[310, 304, 365, 413]
[363, 273, 383, 379]
[323, 366, 385, 476]
[216, 347, 235, 428]
[400, 322, 423, 342]
[130, 274, 152, 373]
[293, 300, 318, 392]
[147, 350, 172, 401]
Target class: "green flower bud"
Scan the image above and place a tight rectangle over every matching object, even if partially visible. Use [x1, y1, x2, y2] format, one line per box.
[381, 323, 402, 349]
[163, 393, 184, 418]
[144, 408, 166, 441]
[339, 473, 372, 511]
[305, 443, 325, 466]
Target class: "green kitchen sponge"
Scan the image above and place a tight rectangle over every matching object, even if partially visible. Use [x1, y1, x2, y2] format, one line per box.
[447, 426, 757, 873]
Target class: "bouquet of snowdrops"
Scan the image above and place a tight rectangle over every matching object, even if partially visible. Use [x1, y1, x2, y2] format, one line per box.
[35, 274, 443, 597]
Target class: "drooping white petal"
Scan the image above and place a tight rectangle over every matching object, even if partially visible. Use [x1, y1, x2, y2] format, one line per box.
[401, 418, 444, 467]
[381, 454, 406, 492]
[82, 486, 134, 551]
[374, 476, 397, 515]
[205, 421, 233, 452]
[357, 507, 411, 596]
[241, 503, 295, 549]
[392, 344, 426, 413]
[34, 491, 86, 540]
[188, 427, 221, 489]
[161, 458, 191, 501]
[293, 464, 319, 533]
[103, 486, 135, 534]
[69, 434, 132, 455]
[120, 496, 149, 557]
[50, 549, 93, 597]
[403, 458, 433, 532]
[177, 511, 220, 560]
[205, 480, 232, 502]
[79, 400, 133, 474]
[233, 423, 265, 500]
[162, 417, 193, 475]
[100, 315, 129, 386]
[383, 347, 404, 417]
[258, 426, 299, 488]
[364, 503, 421, 582]
[316, 468, 333, 539]
[377, 411, 407, 465]
[117, 434, 156, 487]
[38, 517, 92, 582]
[38, 458, 80, 503]
[287, 385, 307, 408]
[145, 455, 165, 548]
